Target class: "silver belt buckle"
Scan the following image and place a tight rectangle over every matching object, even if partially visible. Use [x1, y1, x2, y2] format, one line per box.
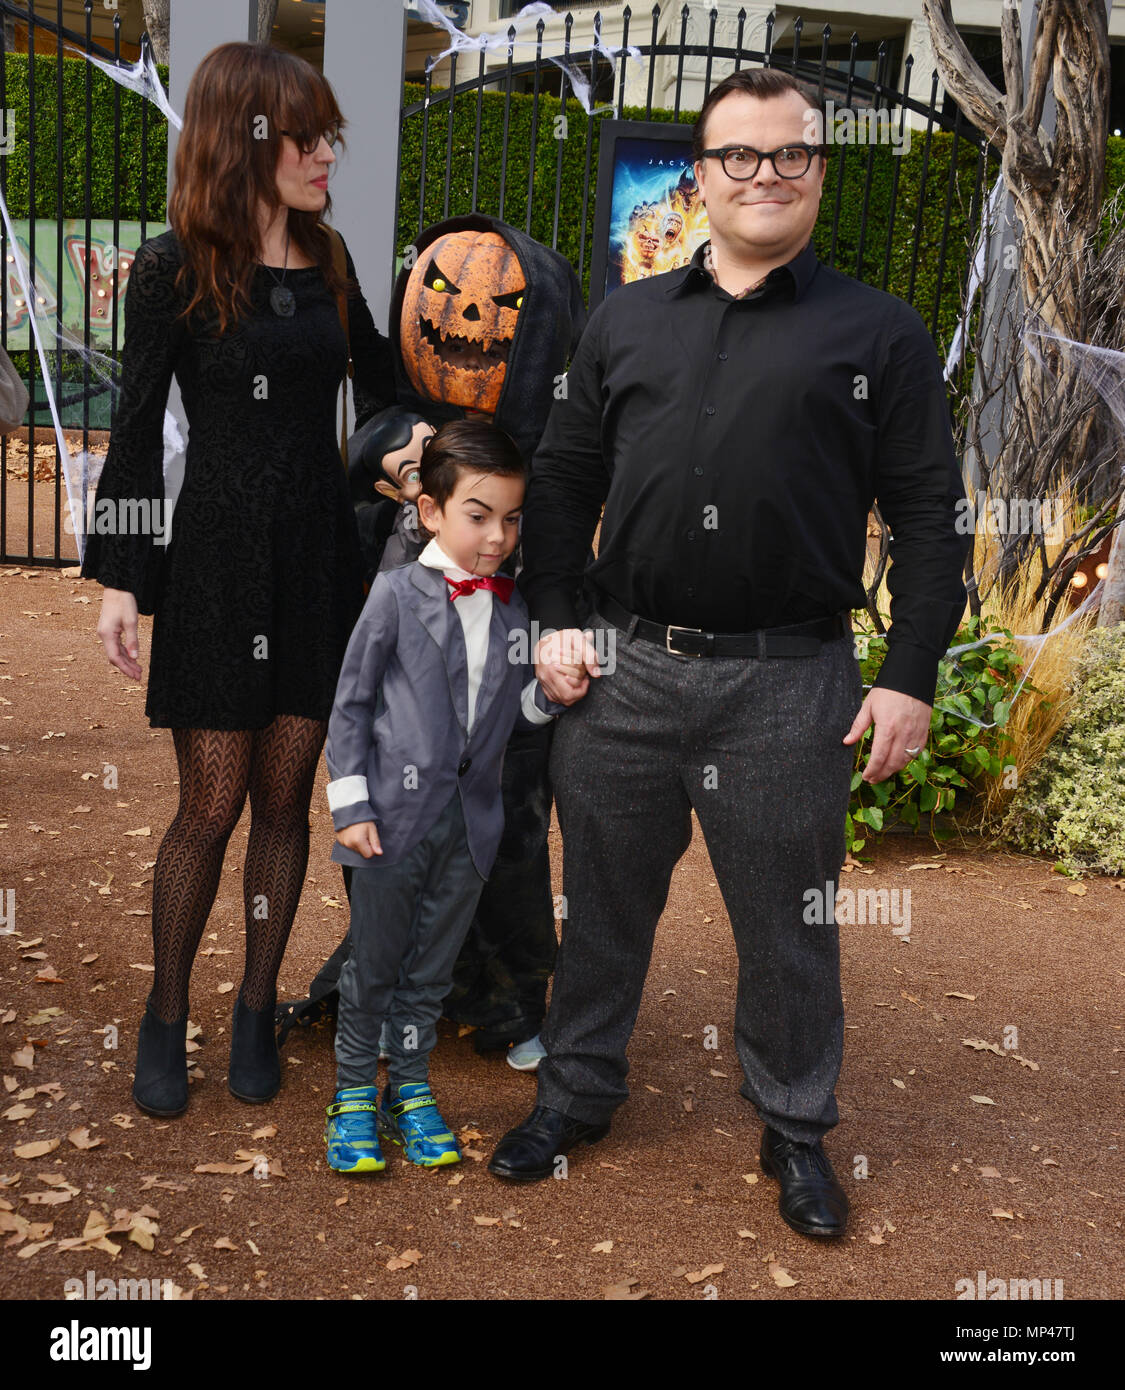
[665, 624, 706, 656]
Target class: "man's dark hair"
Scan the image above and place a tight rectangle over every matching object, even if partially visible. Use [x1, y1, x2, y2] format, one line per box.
[419, 416, 526, 510]
[692, 68, 827, 164]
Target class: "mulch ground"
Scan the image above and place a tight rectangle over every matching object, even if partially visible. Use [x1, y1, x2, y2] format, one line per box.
[0, 565, 1122, 1302]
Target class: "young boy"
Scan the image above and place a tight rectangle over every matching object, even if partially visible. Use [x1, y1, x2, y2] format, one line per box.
[322, 417, 574, 1172]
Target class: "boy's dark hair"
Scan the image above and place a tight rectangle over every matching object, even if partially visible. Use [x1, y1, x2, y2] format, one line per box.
[419, 417, 526, 510]
[691, 68, 827, 164]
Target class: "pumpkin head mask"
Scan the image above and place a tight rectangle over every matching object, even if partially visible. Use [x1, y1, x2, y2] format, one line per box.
[400, 230, 526, 414]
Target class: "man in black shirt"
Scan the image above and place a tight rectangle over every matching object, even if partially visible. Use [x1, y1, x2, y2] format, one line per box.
[488, 69, 970, 1238]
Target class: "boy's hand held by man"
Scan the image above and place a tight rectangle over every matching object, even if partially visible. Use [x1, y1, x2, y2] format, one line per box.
[336, 821, 383, 857]
[535, 627, 600, 704]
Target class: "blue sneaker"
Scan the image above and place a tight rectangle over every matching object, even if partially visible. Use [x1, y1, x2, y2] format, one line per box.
[324, 1085, 385, 1173]
[507, 1034, 547, 1072]
[378, 1082, 461, 1167]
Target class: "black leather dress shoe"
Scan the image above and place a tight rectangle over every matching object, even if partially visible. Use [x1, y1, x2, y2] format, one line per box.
[488, 1105, 610, 1182]
[228, 992, 281, 1103]
[759, 1127, 849, 1237]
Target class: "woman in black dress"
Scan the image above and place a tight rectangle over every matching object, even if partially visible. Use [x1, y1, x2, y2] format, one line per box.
[81, 42, 393, 1117]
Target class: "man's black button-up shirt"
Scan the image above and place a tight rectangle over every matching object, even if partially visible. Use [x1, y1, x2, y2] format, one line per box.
[519, 238, 971, 703]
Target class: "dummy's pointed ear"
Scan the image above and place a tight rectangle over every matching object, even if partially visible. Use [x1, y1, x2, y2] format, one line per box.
[373, 478, 402, 501]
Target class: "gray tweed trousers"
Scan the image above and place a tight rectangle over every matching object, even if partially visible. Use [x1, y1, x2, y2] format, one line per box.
[537, 608, 862, 1144]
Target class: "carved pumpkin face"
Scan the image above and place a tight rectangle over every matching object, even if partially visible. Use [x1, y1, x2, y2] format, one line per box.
[400, 230, 525, 413]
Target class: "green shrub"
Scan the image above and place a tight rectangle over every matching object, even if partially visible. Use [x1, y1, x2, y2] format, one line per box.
[1001, 623, 1125, 877]
[846, 614, 1027, 852]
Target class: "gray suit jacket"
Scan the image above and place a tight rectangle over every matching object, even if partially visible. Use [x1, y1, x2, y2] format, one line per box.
[325, 560, 559, 876]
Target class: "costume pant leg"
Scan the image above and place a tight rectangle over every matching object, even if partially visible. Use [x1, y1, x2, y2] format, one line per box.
[443, 723, 556, 1039]
[685, 632, 861, 1144]
[535, 613, 694, 1124]
[384, 796, 485, 1087]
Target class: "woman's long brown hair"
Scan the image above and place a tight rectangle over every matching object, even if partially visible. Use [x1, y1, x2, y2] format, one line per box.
[168, 42, 346, 334]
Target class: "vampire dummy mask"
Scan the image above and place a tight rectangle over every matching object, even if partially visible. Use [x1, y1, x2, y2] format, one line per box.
[400, 229, 526, 413]
[347, 405, 435, 506]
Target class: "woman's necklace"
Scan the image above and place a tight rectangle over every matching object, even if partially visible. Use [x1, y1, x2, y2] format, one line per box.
[261, 226, 296, 318]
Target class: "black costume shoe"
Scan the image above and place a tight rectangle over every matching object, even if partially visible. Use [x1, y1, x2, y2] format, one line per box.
[228, 992, 281, 1103]
[133, 997, 189, 1117]
[759, 1127, 849, 1237]
[488, 1105, 610, 1182]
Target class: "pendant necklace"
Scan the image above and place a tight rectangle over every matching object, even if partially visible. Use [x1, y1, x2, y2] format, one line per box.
[262, 227, 296, 318]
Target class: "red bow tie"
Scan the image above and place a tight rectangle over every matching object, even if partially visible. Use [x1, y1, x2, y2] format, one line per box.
[445, 574, 515, 604]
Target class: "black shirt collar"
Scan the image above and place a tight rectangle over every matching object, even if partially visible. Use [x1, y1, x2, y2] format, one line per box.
[666, 237, 818, 303]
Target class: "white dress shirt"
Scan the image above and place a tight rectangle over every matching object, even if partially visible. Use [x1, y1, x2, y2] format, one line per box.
[417, 539, 551, 730]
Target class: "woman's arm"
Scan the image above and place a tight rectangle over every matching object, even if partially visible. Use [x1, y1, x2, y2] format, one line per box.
[80, 236, 184, 615]
[340, 237, 396, 429]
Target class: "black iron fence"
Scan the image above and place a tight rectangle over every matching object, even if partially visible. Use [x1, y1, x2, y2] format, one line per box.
[1, 3, 998, 569]
[0, 0, 164, 569]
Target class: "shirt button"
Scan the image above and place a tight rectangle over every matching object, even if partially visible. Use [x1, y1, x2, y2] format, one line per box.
[686, 586, 696, 597]
[686, 530, 696, 540]
[705, 405, 716, 416]
[717, 351, 728, 361]
[693, 466, 704, 476]
[458, 758, 472, 777]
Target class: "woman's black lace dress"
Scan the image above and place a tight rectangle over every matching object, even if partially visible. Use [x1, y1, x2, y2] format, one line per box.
[80, 229, 393, 729]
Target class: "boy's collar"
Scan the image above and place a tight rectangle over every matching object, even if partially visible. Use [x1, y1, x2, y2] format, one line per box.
[418, 537, 474, 581]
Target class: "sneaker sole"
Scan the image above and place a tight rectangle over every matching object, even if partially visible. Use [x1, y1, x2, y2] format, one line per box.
[326, 1154, 386, 1173]
[505, 1054, 542, 1072]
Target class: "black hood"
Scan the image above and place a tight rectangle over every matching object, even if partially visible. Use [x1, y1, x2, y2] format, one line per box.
[388, 214, 586, 463]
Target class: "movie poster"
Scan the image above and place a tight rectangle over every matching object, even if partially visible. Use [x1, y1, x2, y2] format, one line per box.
[601, 134, 710, 297]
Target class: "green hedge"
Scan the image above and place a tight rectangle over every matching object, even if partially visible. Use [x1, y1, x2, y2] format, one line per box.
[1, 54, 169, 222]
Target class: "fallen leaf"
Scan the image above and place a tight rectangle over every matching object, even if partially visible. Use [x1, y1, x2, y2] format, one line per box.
[473, 1215, 501, 1226]
[963, 1037, 1003, 1056]
[11, 1047, 35, 1070]
[978, 1166, 1002, 1179]
[67, 1127, 105, 1150]
[216, 983, 235, 995]
[741, 1173, 759, 1185]
[591, 1239, 614, 1254]
[945, 991, 976, 1001]
[14, 1139, 59, 1159]
[990, 1209, 1015, 1220]
[684, 1263, 724, 1284]
[213, 1236, 237, 1250]
[892, 1079, 906, 1089]
[970, 1095, 996, 1105]
[123, 827, 152, 837]
[768, 1262, 798, 1288]
[603, 1277, 649, 1300]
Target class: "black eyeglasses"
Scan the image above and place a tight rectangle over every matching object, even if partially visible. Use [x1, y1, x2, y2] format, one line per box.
[700, 144, 823, 180]
[279, 121, 341, 154]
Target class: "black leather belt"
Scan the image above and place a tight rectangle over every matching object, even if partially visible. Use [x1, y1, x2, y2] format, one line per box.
[594, 591, 851, 657]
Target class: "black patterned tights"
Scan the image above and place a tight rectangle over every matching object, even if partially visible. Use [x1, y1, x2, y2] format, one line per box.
[148, 714, 328, 1022]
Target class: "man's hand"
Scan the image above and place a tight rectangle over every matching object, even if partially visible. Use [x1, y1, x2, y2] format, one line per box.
[535, 627, 601, 705]
[335, 821, 383, 857]
[96, 588, 142, 681]
[843, 687, 933, 783]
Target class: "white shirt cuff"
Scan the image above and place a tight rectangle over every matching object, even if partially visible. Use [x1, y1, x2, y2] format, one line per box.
[326, 774, 370, 812]
[521, 679, 555, 725]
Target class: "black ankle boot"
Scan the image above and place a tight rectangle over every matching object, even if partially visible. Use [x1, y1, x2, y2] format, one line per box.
[133, 997, 189, 1117]
[229, 991, 281, 1103]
